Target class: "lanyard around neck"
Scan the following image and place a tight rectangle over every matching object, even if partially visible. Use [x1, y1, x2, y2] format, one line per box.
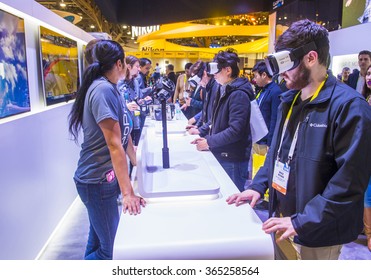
[276, 76, 328, 163]
[255, 89, 263, 100]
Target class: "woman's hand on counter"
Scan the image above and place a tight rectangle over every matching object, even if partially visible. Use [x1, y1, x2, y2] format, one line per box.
[122, 194, 146, 215]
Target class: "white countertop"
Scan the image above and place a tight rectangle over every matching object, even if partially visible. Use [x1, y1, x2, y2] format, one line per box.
[113, 117, 273, 259]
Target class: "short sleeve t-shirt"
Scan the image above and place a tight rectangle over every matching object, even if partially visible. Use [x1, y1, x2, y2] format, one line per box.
[74, 77, 131, 184]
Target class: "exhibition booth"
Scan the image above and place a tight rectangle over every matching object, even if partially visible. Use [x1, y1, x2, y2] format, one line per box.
[0, 0, 370, 260]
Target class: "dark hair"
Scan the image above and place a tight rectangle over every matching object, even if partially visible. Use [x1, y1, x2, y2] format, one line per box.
[275, 19, 329, 67]
[69, 40, 125, 142]
[362, 64, 371, 100]
[189, 60, 204, 76]
[125, 55, 139, 79]
[342, 67, 350, 72]
[166, 64, 174, 71]
[252, 61, 272, 78]
[84, 38, 102, 65]
[214, 48, 240, 78]
[185, 62, 193, 70]
[139, 58, 152, 67]
[358, 50, 371, 60]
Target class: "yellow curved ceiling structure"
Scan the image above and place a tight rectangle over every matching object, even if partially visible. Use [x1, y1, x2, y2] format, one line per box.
[139, 37, 268, 54]
[135, 22, 269, 55]
[137, 22, 269, 41]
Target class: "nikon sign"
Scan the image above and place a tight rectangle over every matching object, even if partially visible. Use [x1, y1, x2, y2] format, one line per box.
[132, 25, 160, 37]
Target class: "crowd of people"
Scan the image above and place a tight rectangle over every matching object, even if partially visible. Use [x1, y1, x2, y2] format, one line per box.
[69, 19, 371, 260]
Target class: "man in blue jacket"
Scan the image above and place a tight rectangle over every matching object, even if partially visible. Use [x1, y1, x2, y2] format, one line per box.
[192, 49, 254, 192]
[252, 61, 282, 155]
[227, 19, 371, 260]
[347, 50, 371, 93]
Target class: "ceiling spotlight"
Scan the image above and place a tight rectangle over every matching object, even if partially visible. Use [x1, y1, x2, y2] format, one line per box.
[90, 25, 95, 29]
[122, 25, 128, 29]
[59, 1, 66, 8]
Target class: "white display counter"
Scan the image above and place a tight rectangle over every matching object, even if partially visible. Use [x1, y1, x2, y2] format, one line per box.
[113, 117, 273, 259]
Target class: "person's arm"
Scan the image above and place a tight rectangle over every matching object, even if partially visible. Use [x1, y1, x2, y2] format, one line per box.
[246, 143, 273, 197]
[126, 135, 137, 166]
[190, 87, 205, 110]
[197, 121, 211, 137]
[190, 97, 203, 110]
[173, 75, 182, 104]
[98, 118, 145, 215]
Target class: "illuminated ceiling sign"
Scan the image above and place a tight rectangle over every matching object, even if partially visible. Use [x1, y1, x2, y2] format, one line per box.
[132, 25, 160, 37]
[273, 0, 284, 9]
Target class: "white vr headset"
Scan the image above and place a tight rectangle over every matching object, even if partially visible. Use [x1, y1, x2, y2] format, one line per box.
[264, 37, 328, 76]
[207, 62, 219, 75]
[188, 62, 219, 88]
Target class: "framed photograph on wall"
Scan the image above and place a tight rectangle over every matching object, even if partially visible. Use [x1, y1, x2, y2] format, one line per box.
[342, 0, 370, 29]
[0, 9, 30, 119]
[39, 26, 79, 106]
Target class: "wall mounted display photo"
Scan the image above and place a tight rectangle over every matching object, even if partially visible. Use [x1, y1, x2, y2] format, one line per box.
[342, 0, 371, 28]
[39, 26, 79, 106]
[0, 9, 30, 119]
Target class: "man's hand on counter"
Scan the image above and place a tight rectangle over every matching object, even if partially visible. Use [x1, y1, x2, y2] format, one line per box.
[190, 137, 209, 151]
[226, 189, 261, 208]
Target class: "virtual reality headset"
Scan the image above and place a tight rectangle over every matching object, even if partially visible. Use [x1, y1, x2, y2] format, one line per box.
[264, 37, 328, 76]
[207, 62, 219, 75]
[188, 75, 202, 89]
[188, 62, 219, 88]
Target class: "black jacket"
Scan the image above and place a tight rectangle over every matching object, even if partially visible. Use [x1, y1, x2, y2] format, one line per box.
[347, 69, 360, 90]
[205, 77, 254, 162]
[249, 74, 371, 247]
[197, 77, 219, 137]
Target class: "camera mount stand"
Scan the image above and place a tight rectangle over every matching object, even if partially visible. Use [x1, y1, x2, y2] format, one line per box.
[160, 98, 170, 168]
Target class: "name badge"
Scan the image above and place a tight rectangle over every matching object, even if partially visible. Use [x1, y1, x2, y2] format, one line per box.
[272, 160, 290, 195]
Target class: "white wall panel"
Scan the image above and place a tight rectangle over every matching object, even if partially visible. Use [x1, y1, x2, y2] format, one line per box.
[0, 0, 93, 259]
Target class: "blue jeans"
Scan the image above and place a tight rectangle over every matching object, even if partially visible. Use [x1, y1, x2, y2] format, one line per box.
[75, 179, 120, 260]
[365, 177, 371, 208]
[218, 159, 249, 192]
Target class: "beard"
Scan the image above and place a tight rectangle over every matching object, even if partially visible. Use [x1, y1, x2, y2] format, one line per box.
[283, 62, 311, 90]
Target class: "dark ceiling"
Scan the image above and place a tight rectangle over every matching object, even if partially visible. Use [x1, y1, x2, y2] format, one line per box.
[36, 0, 273, 49]
[93, 0, 272, 26]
